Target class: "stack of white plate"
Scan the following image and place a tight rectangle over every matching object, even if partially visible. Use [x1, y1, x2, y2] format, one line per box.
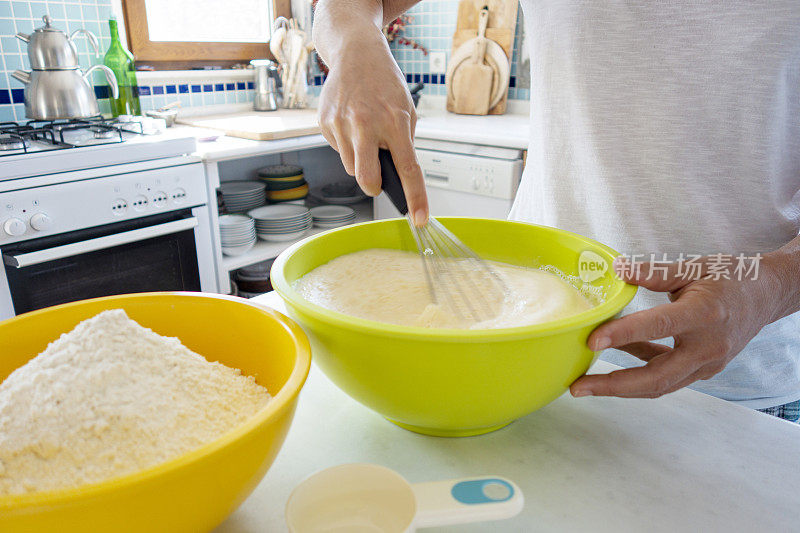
[219, 214, 256, 256]
[220, 181, 266, 214]
[310, 205, 356, 228]
[248, 204, 312, 242]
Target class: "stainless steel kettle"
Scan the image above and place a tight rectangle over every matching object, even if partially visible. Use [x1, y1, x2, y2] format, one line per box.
[251, 59, 281, 111]
[16, 15, 99, 70]
[12, 66, 119, 120]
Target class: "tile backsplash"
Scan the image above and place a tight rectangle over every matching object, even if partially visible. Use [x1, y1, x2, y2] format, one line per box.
[134, 74, 255, 114]
[0, 0, 528, 122]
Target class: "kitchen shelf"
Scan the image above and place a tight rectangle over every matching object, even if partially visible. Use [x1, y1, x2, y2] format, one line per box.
[221, 200, 373, 272]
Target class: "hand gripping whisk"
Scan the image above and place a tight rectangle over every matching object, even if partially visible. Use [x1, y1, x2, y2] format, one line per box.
[378, 149, 507, 324]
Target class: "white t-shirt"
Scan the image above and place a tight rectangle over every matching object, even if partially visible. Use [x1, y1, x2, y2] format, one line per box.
[510, 1, 800, 408]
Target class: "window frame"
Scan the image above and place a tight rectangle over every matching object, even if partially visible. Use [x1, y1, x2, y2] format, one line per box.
[121, 0, 290, 68]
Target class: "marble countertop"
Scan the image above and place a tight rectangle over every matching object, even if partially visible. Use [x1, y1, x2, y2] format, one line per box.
[169, 98, 530, 162]
[215, 292, 800, 532]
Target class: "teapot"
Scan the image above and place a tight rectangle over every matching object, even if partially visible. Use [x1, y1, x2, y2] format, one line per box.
[17, 15, 99, 70]
[12, 66, 119, 120]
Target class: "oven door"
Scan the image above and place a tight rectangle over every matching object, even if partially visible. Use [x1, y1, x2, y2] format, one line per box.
[0, 208, 209, 318]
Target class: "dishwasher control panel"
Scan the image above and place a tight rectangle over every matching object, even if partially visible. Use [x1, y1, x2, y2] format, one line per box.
[416, 148, 523, 200]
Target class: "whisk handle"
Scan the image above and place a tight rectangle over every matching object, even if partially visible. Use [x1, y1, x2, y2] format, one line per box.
[379, 148, 409, 215]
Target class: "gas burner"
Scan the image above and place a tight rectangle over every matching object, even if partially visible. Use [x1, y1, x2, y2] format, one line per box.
[0, 136, 25, 151]
[0, 118, 146, 158]
[91, 127, 117, 139]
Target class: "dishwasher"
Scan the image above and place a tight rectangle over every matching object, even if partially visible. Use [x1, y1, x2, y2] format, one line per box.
[373, 138, 524, 220]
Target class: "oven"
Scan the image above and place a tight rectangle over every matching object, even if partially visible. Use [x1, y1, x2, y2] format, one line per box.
[0, 156, 216, 320]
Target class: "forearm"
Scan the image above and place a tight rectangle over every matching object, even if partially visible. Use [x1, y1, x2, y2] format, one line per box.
[764, 234, 800, 322]
[313, 0, 418, 69]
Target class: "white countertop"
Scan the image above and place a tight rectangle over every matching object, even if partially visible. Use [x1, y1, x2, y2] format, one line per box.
[215, 292, 800, 533]
[414, 106, 529, 150]
[172, 98, 530, 162]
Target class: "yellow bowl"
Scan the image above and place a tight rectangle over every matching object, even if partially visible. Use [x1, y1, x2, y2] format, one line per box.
[271, 218, 636, 437]
[0, 292, 311, 532]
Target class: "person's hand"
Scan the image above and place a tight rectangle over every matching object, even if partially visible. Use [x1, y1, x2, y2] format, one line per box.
[317, 40, 428, 226]
[570, 255, 785, 399]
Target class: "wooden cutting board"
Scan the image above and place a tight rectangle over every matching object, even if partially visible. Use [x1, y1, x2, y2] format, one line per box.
[176, 109, 320, 140]
[448, 0, 518, 115]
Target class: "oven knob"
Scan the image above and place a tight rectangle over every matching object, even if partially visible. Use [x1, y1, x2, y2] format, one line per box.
[3, 217, 26, 237]
[30, 213, 52, 231]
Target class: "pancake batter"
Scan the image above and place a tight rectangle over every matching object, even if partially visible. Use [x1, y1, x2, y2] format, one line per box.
[295, 249, 593, 329]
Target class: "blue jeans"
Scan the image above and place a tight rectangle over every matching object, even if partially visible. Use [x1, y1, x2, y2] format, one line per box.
[757, 400, 800, 423]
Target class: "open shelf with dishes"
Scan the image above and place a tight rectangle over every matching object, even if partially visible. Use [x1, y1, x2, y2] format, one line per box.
[221, 199, 374, 273]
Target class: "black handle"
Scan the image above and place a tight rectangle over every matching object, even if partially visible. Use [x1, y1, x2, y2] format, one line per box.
[379, 148, 408, 215]
[409, 82, 425, 95]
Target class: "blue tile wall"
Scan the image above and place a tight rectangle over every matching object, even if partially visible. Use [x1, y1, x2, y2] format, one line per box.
[309, 0, 530, 102]
[136, 81, 254, 111]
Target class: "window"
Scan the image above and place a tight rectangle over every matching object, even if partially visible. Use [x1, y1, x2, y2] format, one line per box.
[122, 0, 290, 69]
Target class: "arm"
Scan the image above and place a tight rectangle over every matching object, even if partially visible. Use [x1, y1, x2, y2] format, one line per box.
[766, 236, 800, 322]
[313, 0, 429, 226]
[570, 235, 800, 398]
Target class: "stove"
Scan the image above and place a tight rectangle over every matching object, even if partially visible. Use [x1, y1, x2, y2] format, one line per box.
[0, 117, 198, 184]
[0, 118, 217, 320]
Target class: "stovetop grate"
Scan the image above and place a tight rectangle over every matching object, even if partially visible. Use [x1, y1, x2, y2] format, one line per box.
[0, 116, 144, 158]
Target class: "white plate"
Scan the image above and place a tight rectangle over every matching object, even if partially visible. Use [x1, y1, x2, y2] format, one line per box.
[310, 205, 355, 220]
[220, 181, 266, 194]
[312, 215, 356, 223]
[254, 220, 312, 229]
[248, 204, 310, 221]
[223, 198, 266, 204]
[221, 229, 257, 236]
[256, 224, 313, 234]
[218, 214, 253, 226]
[220, 224, 256, 231]
[255, 218, 312, 227]
[253, 213, 312, 222]
[222, 241, 256, 256]
[221, 232, 256, 240]
[257, 228, 310, 242]
[314, 221, 355, 229]
[223, 193, 265, 199]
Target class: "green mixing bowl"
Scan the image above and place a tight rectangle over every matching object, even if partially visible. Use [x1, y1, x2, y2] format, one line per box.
[271, 218, 636, 437]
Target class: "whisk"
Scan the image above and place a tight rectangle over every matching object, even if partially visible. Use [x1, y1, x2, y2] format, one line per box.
[378, 149, 507, 324]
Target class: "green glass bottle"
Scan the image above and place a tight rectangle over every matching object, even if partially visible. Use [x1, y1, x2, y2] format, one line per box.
[103, 17, 141, 116]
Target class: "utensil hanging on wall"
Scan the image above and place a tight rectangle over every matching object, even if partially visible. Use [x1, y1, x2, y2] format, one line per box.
[446, 0, 517, 115]
[446, 5, 509, 115]
[452, 6, 494, 115]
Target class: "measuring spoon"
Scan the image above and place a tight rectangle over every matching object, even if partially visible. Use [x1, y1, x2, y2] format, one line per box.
[285, 463, 523, 532]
